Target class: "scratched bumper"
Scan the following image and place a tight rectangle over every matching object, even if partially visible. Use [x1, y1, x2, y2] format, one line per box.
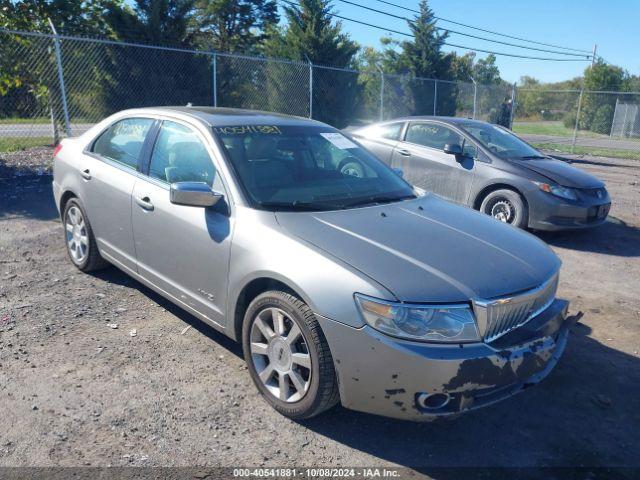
[317, 299, 572, 421]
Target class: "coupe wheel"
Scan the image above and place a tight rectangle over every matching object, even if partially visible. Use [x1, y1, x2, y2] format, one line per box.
[480, 189, 527, 228]
[242, 291, 339, 419]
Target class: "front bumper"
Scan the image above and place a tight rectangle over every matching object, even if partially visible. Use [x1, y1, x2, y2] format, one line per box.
[527, 188, 610, 231]
[317, 299, 572, 421]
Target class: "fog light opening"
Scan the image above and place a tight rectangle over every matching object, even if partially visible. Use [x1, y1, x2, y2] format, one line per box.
[416, 392, 451, 411]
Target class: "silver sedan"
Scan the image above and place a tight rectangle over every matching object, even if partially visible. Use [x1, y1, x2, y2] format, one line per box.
[53, 107, 572, 421]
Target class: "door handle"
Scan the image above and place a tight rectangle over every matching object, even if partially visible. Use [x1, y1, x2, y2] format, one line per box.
[397, 149, 411, 157]
[80, 169, 91, 180]
[135, 196, 154, 211]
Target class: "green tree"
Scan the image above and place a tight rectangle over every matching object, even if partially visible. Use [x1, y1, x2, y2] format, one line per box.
[473, 54, 501, 85]
[0, 0, 115, 34]
[192, 0, 278, 53]
[100, 0, 211, 113]
[391, 0, 456, 115]
[263, 0, 360, 127]
[580, 61, 625, 133]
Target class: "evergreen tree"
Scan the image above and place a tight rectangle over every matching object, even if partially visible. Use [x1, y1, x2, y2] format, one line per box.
[394, 0, 456, 115]
[192, 0, 278, 53]
[264, 0, 360, 127]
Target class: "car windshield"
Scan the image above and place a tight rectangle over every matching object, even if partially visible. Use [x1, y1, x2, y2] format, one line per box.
[460, 122, 546, 160]
[213, 125, 416, 211]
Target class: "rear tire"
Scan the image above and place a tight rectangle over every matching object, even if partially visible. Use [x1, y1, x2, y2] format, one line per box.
[62, 198, 109, 272]
[242, 290, 339, 419]
[480, 189, 528, 229]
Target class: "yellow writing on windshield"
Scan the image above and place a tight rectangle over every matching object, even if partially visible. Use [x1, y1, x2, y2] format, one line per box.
[213, 125, 282, 135]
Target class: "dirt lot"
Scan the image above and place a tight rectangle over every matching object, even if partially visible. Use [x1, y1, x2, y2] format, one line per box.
[0, 148, 639, 474]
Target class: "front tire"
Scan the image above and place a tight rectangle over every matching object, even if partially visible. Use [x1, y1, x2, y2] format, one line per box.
[242, 291, 339, 419]
[62, 198, 109, 272]
[480, 189, 528, 228]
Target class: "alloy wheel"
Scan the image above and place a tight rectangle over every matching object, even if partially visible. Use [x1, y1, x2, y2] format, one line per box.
[249, 307, 312, 403]
[65, 206, 88, 263]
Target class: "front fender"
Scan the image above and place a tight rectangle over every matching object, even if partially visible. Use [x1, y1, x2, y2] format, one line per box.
[226, 207, 395, 334]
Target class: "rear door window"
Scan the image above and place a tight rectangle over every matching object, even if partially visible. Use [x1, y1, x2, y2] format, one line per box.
[92, 118, 154, 169]
[359, 122, 404, 141]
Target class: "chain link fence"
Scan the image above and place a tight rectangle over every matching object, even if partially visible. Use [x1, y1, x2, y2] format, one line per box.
[4, 28, 638, 160]
[513, 88, 640, 159]
[1, 28, 517, 150]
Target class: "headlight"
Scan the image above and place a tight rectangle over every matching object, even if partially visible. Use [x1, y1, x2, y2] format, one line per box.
[354, 294, 480, 343]
[533, 181, 578, 201]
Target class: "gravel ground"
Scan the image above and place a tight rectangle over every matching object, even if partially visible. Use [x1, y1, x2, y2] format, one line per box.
[0, 148, 639, 474]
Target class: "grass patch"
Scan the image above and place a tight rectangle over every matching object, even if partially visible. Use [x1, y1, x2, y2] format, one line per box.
[533, 142, 640, 161]
[513, 121, 608, 139]
[0, 117, 51, 125]
[0, 137, 53, 153]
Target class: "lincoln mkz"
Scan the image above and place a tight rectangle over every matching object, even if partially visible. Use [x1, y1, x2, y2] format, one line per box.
[53, 107, 573, 421]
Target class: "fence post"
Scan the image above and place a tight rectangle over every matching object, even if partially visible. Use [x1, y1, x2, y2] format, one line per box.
[433, 79, 438, 116]
[376, 66, 384, 121]
[47, 19, 71, 137]
[509, 82, 517, 129]
[212, 52, 217, 108]
[571, 89, 584, 153]
[610, 98, 618, 137]
[471, 77, 477, 119]
[308, 60, 313, 119]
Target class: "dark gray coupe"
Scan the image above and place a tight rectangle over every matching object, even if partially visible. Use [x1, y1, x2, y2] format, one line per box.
[351, 117, 610, 230]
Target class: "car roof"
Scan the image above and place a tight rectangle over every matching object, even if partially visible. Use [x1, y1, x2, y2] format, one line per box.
[377, 116, 486, 127]
[136, 106, 327, 128]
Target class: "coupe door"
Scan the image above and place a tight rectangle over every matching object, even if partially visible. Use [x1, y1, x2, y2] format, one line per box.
[352, 122, 405, 164]
[131, 120, 232, 327]
[391, 122, 477, 205]
[82, 117, 155, 272]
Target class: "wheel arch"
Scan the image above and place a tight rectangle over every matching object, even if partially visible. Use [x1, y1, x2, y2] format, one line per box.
[473, 182, 529, 212]
[59, 189, 78, 214]
[232, 276, 310, 343]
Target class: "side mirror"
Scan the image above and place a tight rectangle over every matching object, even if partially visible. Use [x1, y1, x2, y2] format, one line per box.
[443, 143, 463, 156]
[392, 167, 404, 178]
[170, 182, 223, 207]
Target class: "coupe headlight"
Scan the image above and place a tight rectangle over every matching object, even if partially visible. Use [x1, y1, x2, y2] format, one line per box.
[354, 294, 480, 343]
[533, 181, 578, 201]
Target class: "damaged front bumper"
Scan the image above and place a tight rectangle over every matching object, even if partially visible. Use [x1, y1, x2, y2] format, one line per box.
[317, 299, 573, 421]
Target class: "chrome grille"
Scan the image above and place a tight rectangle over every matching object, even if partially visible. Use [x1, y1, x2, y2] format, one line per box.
[474, 273, 559, 343]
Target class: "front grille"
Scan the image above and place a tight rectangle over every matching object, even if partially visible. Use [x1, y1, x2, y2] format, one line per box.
[580, 187, 607, 200]
[474, 273, 559, 343]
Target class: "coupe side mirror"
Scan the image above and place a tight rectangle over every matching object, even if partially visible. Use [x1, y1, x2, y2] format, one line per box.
[443, 143, 463, 156]
[170, 182, 223, 207]
[392, 167, 404, 178]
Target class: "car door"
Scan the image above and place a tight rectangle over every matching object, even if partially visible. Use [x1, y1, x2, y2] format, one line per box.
[131, 119, 232, 328]
[352, 122, 405, 164]
[391, 121, 477, 205]
[82, 117, 156, 272]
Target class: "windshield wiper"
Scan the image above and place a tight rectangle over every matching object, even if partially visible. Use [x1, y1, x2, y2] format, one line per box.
[259, 201, 340, 212]
[342, 194, 416, 208]
[520, 155, 547, 160]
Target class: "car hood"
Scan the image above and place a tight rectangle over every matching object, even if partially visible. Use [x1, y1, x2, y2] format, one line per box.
[275, 195, 560, 303]
[511, 158, 604, 188]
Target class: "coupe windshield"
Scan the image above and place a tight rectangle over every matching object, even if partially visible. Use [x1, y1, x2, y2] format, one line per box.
[214, 125, 415, 211]
[461, 122, 545, 160]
